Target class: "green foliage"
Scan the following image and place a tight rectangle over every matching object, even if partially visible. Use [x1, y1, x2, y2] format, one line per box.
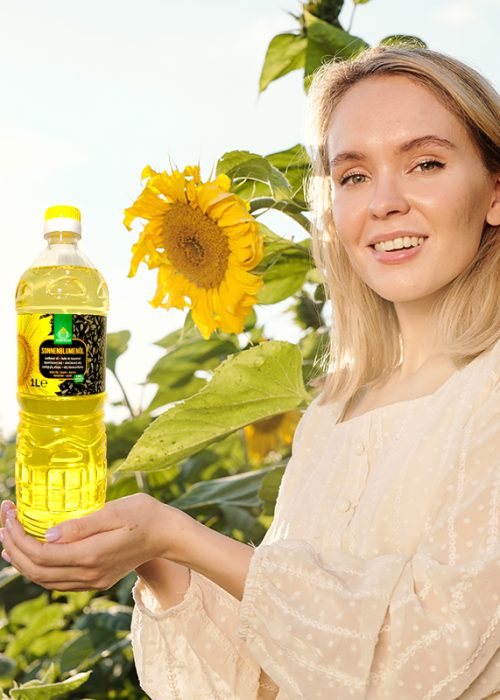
[259, 1, 425, 93]
[259, 33, 307, 93]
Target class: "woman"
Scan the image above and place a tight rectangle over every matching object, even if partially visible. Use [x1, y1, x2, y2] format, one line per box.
[1, 46, 499, 699]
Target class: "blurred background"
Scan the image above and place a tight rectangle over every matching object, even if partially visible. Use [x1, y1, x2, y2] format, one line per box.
[1, 0, 499, 436]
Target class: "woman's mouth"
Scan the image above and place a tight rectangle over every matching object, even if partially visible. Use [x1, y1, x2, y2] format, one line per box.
[369, 236, 427, 264]
[373, 235, 425, 252]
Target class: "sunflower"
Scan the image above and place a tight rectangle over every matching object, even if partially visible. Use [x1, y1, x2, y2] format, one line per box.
[17, 315, 60, 395]
[124, 165, 263, 338]
[244, 410, 302, 464]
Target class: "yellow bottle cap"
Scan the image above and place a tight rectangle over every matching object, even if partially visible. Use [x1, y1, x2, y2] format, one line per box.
[44, 205, 82, 236]
[45, 205, 81, 222]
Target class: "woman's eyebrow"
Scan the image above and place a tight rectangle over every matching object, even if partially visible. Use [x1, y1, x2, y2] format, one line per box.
[399, 135, 457, 152]
[329, 150, 365, 168]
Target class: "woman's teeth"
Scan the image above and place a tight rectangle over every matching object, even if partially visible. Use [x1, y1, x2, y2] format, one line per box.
[373, 236, 425, 252]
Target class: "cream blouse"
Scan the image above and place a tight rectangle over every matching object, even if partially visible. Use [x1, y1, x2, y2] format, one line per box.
[131, 340, 500, 699]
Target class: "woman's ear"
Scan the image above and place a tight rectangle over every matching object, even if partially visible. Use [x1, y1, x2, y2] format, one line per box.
[485, 173, 500, 226]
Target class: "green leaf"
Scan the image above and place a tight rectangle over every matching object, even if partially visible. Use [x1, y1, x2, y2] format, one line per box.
[379, 35, 427, 49]
[259, 465, 286, 515]
[257, 226, 312, 304]
[216, 151, 292, 202]
[0, 653, 16, 678]
[0, 566, 20, 589]
[27, 630, 80, 657]
[74, 607, 132, 634]
[6, 605, 66, 657]
[146, 337, 238, 411]
[304, 10, 368, 82]
[171, 467, 271, 510]
[266, 144, 311, 209]
[106, 414, 152, 465]
[120, 341, 311, 472]
[258, 251, 312, 304]
[106, 331, 131, 373]
[8, 672, 91, 699]
[259, 33, 307, 93]
[9, 594, 48, 626]
[353, 0, 371, 4]
[60, 631, 130, 674]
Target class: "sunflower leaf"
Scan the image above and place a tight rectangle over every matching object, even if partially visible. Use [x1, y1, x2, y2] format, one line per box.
[119, 341, 311, 472]
[170, 468, 270, 510]
[259, 32, 307, 93]
[217, 151, 292, 202]
[379, 35, 427, 48]
[304, 10, 368, 85]
[259, 465, 286, 515]
[106, 331, 131, 374]
[8, 672, 91, 700]
[146, 336, 238, 411]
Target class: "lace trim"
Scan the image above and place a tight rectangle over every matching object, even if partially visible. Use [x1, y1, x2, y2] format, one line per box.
[258, 542, 401, 600]
[423, 606, 500, 700]
[262, 580, 379, 641]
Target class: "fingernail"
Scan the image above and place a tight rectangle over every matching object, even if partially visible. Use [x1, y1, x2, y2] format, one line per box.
[1, 550, 10, 563]
[6, 519, 12, 531]
[0, 531, 4, 543]
[45, 527, 61, 542]
[6, 509, 16, 520]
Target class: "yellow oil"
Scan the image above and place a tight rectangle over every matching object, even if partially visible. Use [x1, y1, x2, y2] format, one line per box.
[16, 265, 108, 539]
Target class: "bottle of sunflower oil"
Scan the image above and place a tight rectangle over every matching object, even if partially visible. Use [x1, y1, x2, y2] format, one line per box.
[15, 206, 108, 540]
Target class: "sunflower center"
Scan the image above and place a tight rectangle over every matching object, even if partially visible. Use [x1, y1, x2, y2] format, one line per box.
[162, 203, 230, 289]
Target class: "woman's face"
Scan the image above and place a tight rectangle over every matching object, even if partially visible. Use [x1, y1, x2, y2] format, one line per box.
[326, 75, 500, 305]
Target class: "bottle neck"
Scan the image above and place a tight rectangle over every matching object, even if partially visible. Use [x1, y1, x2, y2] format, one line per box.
[44, 231, 81, 246]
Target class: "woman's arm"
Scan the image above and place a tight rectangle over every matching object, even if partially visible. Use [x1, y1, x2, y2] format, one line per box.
[0, 493, 253, 598]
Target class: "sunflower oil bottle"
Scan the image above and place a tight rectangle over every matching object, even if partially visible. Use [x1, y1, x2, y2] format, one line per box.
[15, 206, 108, 539]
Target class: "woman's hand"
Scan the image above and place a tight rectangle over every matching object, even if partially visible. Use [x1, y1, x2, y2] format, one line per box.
[0, 494, 254, 600]
[0, 494, 184, 591]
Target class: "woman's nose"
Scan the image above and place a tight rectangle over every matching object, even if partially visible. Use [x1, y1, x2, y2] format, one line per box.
[368, 175, 410, 219]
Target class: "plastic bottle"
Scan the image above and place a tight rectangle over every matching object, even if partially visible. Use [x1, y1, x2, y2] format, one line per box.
[15, 205, 108, 539]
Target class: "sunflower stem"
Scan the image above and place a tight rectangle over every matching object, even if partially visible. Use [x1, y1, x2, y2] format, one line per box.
[348, 1, 357, 32]
[134, 470, 151, 495]
[111, 369, 136, 418]
[240, 428, 251, 470]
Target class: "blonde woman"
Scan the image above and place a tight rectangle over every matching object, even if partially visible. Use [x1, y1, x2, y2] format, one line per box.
[1, 47, 500, 699]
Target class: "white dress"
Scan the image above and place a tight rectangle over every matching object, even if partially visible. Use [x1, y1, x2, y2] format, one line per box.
[131, 340, 500, 699]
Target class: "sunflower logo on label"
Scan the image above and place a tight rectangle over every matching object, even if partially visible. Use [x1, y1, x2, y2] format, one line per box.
[17, 314, 60, 395]
[124, 165, 264, 339]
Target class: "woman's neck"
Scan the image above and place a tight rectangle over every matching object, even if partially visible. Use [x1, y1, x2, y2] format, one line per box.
[393, 295, 444, 376]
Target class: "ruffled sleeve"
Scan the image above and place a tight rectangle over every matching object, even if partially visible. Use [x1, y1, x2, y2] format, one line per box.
[131, 570, 262, 699]
[239, 373, 500, 699]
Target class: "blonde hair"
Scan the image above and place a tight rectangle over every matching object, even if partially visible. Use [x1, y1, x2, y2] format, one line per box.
[307, 46, 500, 404]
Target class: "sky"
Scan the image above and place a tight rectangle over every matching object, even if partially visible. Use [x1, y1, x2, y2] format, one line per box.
[1, 0, 499, 436]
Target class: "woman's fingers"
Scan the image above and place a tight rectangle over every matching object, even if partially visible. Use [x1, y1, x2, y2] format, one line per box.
[3, 512, 101, 568]
[2, 520, 128, 589]
[0, 500, 16, 529]
[43, 504, 117, 544]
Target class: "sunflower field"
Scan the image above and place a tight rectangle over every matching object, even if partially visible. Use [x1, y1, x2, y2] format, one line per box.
[0, 2, 425, 697]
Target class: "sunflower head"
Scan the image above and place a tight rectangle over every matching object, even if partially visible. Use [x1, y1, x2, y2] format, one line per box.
[244, 410, 302, 464]
[124, 165, 263, 338]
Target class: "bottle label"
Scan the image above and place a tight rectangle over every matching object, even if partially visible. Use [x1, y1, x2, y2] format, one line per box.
[17, 313, 106, 396]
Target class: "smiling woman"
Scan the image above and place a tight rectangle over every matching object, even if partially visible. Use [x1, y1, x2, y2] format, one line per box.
[308, 47, 500, 409]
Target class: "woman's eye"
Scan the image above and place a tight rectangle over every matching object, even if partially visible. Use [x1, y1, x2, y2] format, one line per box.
[339, 172, 367, 186]
[415, 160, 445, 172]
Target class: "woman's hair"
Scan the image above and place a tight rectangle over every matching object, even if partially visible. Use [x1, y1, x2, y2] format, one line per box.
[307, 45, 500, 405]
